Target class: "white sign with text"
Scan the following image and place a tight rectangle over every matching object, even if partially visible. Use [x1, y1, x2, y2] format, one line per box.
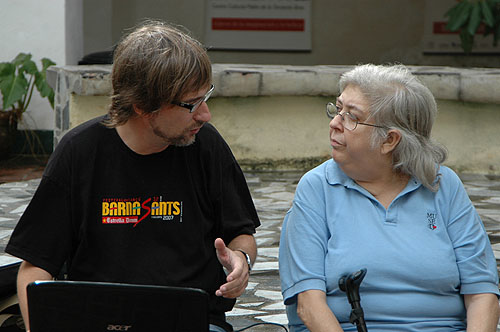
[204, 0, 311, 50]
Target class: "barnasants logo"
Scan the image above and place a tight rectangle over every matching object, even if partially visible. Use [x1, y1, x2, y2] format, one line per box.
[101, 196, 183, 227]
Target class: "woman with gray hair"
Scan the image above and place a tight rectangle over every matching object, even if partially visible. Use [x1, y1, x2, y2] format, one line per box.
[279, 64, 499, 331]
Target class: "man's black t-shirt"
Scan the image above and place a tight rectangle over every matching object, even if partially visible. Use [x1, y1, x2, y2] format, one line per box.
[6, 116, 260, 325]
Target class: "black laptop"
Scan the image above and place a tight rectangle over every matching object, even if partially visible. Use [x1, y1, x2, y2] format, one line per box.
[27, 280, 209, 332]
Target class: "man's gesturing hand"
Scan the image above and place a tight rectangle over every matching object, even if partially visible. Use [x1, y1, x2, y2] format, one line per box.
[214, 238, 250, 298]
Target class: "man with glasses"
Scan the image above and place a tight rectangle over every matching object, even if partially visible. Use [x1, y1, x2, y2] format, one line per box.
[7, 21, 259, 332]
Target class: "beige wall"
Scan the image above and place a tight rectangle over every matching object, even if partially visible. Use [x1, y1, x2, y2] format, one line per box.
[433, 100, 500, 174]
[69, 95, 109, 129]
[212, 97, 500, 174]
[69, 94, 500, 175]
[52, 64, 500, 175]
[82, 0, 500, 68]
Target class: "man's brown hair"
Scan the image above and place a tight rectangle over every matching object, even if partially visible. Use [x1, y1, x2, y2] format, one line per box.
[105, 20, 212, 127]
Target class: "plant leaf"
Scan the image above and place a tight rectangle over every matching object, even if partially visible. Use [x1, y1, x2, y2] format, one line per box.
[47, 89, 54, 109]
[35, 58, 56, 108]
[12, 53, 32, 67]
[481, 0, 495, 27]
[460, 28, 474, 53]
[445, 0, 466, 18]
[0, 63, 15, 109]
[447, 1, 474, 31]
[0, 62, 15, 79]
[445, 1, 467, 30]
[0, 71, 29, 110]
[41, 58, 56, 72]
[34, 72, 55, 108]
[21, 59, 38, 76]
[1, 53, 56, 111]
[468, 2, 482, 35]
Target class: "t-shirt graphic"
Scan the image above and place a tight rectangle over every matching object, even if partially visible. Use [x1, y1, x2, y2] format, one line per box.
[102, 196, 183, 226]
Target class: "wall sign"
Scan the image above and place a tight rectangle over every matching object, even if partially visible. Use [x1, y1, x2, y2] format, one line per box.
[204, 0, 311, 51]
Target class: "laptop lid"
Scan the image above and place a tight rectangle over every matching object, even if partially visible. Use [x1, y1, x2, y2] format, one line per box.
[27, 280, 209, 332]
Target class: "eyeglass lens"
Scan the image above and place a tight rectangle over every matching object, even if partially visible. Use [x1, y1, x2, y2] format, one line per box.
[192, 85, 214, 113]
[326, 102, 357, 130]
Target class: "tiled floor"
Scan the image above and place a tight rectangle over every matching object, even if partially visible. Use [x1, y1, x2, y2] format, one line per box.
[0, 157, 46, 184]
[1, 163, 500, 331]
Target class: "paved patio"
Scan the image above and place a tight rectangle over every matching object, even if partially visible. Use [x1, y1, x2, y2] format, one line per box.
[1, 170, 500, 331]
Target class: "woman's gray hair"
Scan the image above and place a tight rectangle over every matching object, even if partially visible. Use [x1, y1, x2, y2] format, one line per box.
[339, 64, 447, 191]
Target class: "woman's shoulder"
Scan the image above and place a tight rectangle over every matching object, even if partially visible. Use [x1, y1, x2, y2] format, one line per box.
[296, 159, 345, 193]
[435, 165, 468, 197]
[437, 165, 462, 185]
[299, 159, 331, 182]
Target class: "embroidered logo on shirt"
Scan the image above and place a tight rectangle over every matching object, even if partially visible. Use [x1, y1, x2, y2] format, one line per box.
[427, 212, 437, 230]
[101, 196, 183, 226]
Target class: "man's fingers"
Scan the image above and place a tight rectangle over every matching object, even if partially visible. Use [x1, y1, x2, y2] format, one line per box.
[214, 238, 252, 298]
[214, 238, 232, 269]
[216, 274, 248, 298]
[215, 254, 250, 298]
[214, 238, 226, 251]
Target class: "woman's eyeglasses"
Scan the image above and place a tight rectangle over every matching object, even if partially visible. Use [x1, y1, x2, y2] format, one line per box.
[326, 102, 386, 131]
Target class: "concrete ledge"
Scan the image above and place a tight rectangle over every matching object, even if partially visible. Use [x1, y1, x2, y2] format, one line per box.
[47, 64, 500, 175]
[47, 65, 112, 96]
[48, 64, 500, 102]
[216, 65, 500, 101]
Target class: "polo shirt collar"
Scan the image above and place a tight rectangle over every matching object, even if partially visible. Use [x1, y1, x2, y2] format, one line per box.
[325, 159, 422, 195]
[325, 160, 354, 187]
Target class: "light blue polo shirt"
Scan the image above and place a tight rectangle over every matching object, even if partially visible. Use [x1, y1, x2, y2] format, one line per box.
[279, 159, 499, 332]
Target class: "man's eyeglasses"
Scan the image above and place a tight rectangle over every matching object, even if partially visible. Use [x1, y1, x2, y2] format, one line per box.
[172, 85, 215, 113]
[326, 102, 386, 131]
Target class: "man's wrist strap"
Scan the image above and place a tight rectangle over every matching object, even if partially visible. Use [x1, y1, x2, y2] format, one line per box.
[237, 249, 252, 272]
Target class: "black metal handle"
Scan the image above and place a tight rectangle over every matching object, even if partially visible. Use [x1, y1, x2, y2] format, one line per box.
[338, 268, 368, 332]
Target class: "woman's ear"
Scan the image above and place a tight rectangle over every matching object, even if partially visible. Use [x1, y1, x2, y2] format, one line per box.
[381, 129, 402, 155]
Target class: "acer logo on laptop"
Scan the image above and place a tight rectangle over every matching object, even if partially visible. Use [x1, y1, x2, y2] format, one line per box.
[107, 324, 132, 331]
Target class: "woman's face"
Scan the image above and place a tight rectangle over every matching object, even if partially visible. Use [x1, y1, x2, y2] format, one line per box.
[329, 85, 385, 180]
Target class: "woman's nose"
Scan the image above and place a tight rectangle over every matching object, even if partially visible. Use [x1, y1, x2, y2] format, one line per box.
[329, 114, 343, 131]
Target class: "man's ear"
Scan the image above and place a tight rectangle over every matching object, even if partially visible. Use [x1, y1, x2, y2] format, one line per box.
[381, 129, 402, 155]
[132, 104, 145, 116]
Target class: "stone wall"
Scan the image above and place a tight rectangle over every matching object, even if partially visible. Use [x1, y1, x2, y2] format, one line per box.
[47, 64, 500, 174]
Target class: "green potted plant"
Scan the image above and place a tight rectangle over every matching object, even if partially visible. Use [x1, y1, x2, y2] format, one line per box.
[445, 0, 500, 53]
[0, 53, 55, 159]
